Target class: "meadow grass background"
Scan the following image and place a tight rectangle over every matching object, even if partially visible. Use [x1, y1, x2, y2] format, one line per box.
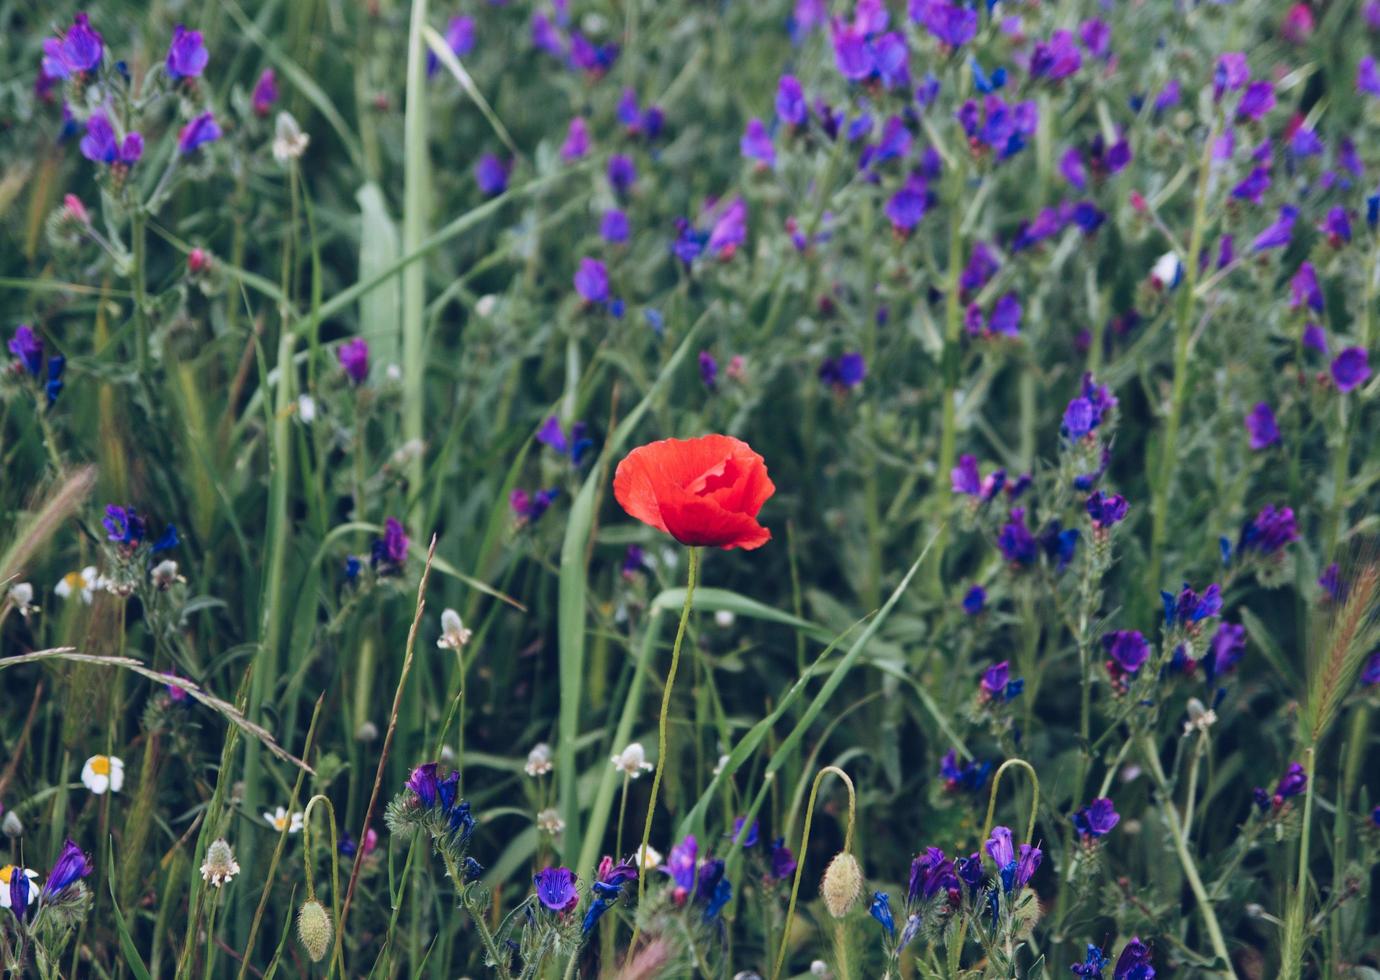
[2, 0, 1380, 976]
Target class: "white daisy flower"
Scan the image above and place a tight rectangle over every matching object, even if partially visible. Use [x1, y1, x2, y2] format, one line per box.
[436, 608, 473, 650]
[633, 844, 663, 870]
[55, 567, 103, 604]
[0, 866, 38, 908]
[200, 839, 240, 887]
[714, 609, 736, 628]
[263, 806, 304, 834]
[297, 394, 317, 422]
[610, 742, 653, 779]
[81, 754, 125, 794]
[524, 742, 553, 777]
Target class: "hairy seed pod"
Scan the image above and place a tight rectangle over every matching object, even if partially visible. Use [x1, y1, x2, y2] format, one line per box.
[297, 899, 333, 963]
[820, 852, 862, 919]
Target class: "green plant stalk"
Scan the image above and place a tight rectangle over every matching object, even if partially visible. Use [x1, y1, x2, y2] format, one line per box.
[1146, 119, 1219, 597]
[1280, 746, 1317, 980]
[1141, 735, 1236, 977]
[628, 546, 699, 956]
[401, 0, 430, 531]
[131, 211, 150, 377]
[771, 765, 856, 980]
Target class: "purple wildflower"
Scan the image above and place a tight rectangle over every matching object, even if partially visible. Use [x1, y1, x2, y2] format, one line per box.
[884, 175, 928, 233]
[776, 75, 807, 127]
[1236, 504, 1299, 557]
[43, 840, 93, 898]
[907, 847, 957, 903]
[574, 258, 609, 304]
[698, 350, 718, 390]
[1079, 19, 1111, 58]
[372, 517, 409, 567]
[1072, 798, 1120, 839]
[997, 508, 1038, 565]
[1230, 167, 1271, 204]
[8, 325, 43, 376]
[1245, 403, 1280, 450]
[534, 867, 579, 913]
[913, 1, 977, 48]
[1029, 29, 1082, 81]
[1250, 205, 1297, 252]
[769, 837, 797, 879]
[42, 13, 104, 79]
[1113, 939, 1155, 979]
[962, 585, 986, 615]
[960, 242, 999, 295]
[1085, 491, 1128, 528]
[474, 154, 509, 197]
[706, 198, 747, 258]
[985, 826, 1041, 892]
[1237, 81, 1276, 121]
[1321, 207, 1352, 246]
[819, 352, 867, 390]
[1290, 262, 1323, 312]
[177, 112, 221, 154]
[338, 337, 369, 383]
[80, 112, 143, 166]
[1102, 630, 1150, 679]
[1331, 347, 1371, 392]
[166, 25, 209, 79]
[741, 118, 776, 168]
[600, 209, 629, 244]
[1060, 147, 1088, 190]
[560, 117, 590, 161]
[607, 154, 636, 196]
[252, 68, 278, 116]
[1359, 56, 1380, 96]
[1214, 53, 1250, 99]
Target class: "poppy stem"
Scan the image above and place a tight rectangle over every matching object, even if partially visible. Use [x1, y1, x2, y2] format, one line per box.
[628, 546, 699, 957]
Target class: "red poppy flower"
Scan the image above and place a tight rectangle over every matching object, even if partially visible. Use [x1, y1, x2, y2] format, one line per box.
[613, 435, 775, 550]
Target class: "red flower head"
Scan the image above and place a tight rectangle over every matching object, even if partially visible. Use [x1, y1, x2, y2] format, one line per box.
[613, 435, 775, 550]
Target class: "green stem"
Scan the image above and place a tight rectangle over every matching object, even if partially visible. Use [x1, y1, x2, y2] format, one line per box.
[1141, 735, 1236, 976]
[772, 766, 856, 980]
[132, 211, 150, 376]
[628, 546, 699, 956]
[1280, 746, 1317, 980]
[1146, 118, 1220, 597]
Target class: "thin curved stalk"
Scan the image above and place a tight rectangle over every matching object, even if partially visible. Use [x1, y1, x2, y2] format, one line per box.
[628, 547, 699, 955]
[771, 766, 857, 980]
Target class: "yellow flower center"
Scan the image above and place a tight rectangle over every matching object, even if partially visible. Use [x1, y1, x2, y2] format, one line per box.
[90, 756, 111, 776]
[63, 571, 86, 590]
[273, 815, 288, 830]
[0, 865, 14, 885]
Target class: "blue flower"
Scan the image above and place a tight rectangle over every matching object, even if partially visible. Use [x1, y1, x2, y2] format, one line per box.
[962, 585, 986, 615]
[869, 891, 895, 937]
[1071, 798, 1120, 839]
[1071, 944, 1109, 977]
[984, 826, 1041, 892]
[1112, 937, 1155, 979]
[731, 817, 759, 847]
[534, 866, 579, 913]
[165, 25, 209, 79]
[42, 840, 93, 898]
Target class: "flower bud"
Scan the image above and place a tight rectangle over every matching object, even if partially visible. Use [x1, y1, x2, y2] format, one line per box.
[820, 851, 862, 919]
[187, 248, 210, 274]
[297, 899, 333, 963]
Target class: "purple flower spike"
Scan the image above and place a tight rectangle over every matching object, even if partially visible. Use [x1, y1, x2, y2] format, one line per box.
[252, 68, 278, 116]
[80, 111, 142, 165]
[776, 75, 807, 127]
[406, 763, 439, 806]
[43, 13, 104, 79]
[560, 117, 590, 161]
[1072, 798, 1120, 838]
[1251, 205, 1297, 253]
[740, 118, 776, 168]
[1245, 403, 1280, 450]
[1102, 630, 1150, 678]
[474, 154, 509, 197]
[178, 112, 221, 154]
[166, 25, 209, 79]
[338, 337, 369, 383]
[1113, 938, 1155, 980]
[43, 840, 93, 898]
[574, 257, 609, 304]
[1085, 491, 1128, 528]
[1331, 347, 1371, 392]
[534, 867, 579, 912]
[8, 325, 43, 376]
